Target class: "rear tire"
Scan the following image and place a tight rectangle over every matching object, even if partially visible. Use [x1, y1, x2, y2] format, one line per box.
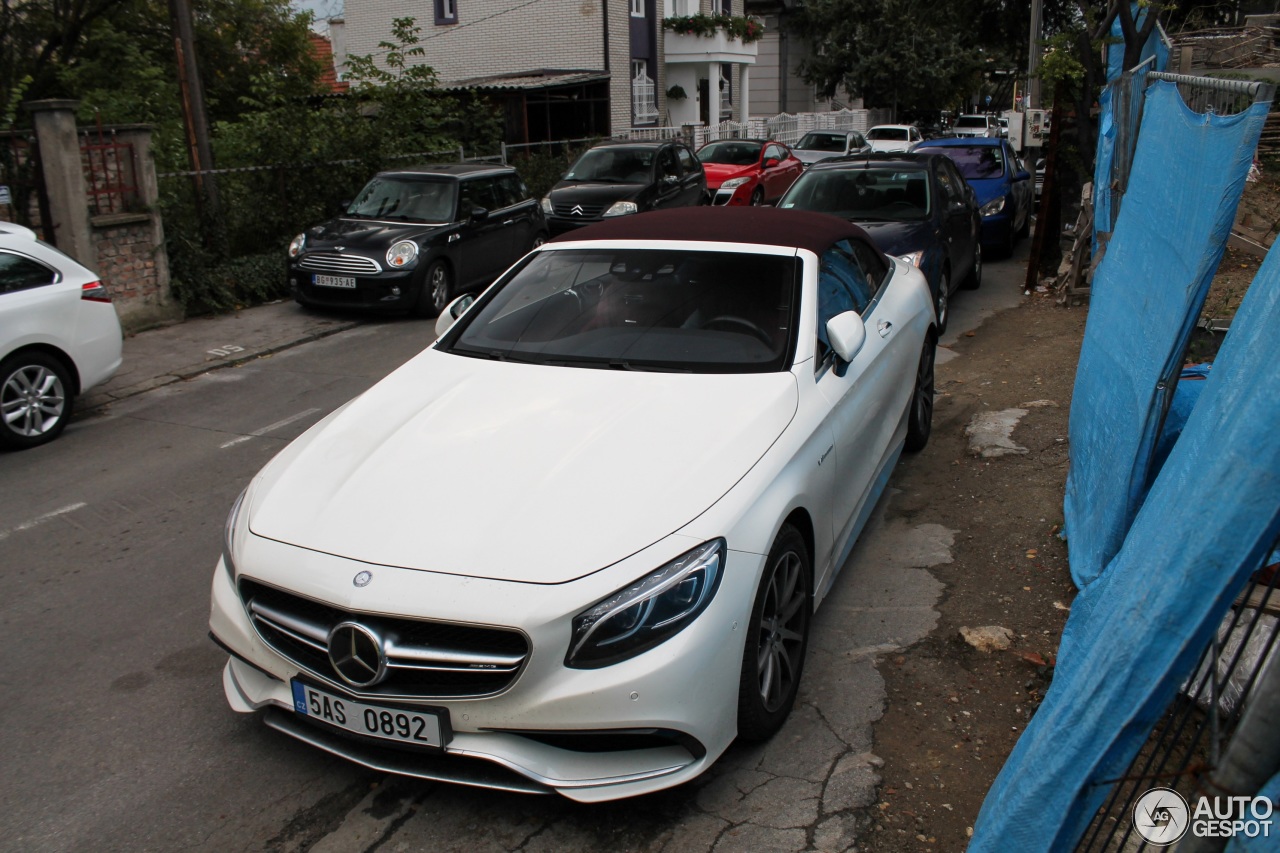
[737, 524, 811, 742]
[905, 335, 936, 452]
[0, 351, 74, 450]
[962, 243, 982, 291]
[934, 268, 950, 335]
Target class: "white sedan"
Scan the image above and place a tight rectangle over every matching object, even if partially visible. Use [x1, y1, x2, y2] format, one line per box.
[0, 224, 123, 449]
[866, 124, 924, 153]
[210, 207, 937, 801]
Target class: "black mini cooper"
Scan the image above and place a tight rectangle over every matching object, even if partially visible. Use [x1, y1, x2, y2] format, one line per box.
[288, 164, 547, 316]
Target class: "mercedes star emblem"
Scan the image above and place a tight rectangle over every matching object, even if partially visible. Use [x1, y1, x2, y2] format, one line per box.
[327, 622, 387, 688]
[353, 570, 372, 587]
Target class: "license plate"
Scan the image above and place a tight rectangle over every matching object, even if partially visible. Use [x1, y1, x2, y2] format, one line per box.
[313, 274, 356, 289]
[291, 680, 448, 748]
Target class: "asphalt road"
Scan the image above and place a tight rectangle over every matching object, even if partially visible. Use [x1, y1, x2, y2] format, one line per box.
[0, 249, 1025, 853]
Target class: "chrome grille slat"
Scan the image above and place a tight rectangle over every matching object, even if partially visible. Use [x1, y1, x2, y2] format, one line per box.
[251, 600, 329, 646]
[299, 253, 382, 275]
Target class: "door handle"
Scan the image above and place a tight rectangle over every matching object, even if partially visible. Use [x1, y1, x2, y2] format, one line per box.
[503, 219, 514, 225]
[877, 320, 893, 338]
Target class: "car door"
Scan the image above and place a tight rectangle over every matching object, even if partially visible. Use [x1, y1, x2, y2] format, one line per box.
[761, 143, 801, 202]
[675, 144, 706, 205]
[452, 177, 513, 288]
[813, 240, 917, 571]
[1006, 143, 1033, 228]
[652, 145, 686, 210]
[934, 159, 976, 287]
[493, 173, 542, 261]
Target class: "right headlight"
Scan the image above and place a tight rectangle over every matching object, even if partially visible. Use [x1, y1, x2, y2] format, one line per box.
[222, 488, 247, 582]
[603, 200, 639, 217]
[540, 197, 554, 215]
[566, 539, 725, 669]
[288, 233, 306, 258]
[719, 177, 752, 190]
[980, 196, 1007, 217]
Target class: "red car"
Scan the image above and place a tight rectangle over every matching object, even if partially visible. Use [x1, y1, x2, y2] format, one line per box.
[696, 139, 804, 206]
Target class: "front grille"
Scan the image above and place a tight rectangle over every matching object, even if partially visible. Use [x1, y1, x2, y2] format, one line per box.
[299, 253, 382, 275]
[551, 202, 606, 219]
[239, 579, 529, 699]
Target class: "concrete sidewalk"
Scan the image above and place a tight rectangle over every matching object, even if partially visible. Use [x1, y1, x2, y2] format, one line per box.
[82, 301, 364, 411]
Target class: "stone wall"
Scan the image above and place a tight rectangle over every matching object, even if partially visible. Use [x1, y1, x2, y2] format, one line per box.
[91, 212, 172, 331]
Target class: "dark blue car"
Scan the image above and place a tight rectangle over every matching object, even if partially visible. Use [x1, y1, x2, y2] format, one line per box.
[913, 137, 1033, 256]
[777, 153, 981, 333]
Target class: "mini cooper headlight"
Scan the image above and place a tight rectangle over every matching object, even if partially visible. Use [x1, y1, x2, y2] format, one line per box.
[719, 177, 751, 190]
[288, 233, 306, 258]
[566, 539, 725, 669]
[603, 200, 639, 217]
[540, 197, 554, 215]
[222, 488, 247, 581]
[980, 197, 1006, 217]
[386, 240, 419, 268]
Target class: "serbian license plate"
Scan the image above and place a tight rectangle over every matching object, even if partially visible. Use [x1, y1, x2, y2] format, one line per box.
[313, 274, 356, 289]
[291, 680, 448, 748]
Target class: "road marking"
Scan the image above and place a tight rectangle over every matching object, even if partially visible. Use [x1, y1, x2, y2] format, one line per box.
[0, 502, 87, 541]
[220, 408, 322, 449]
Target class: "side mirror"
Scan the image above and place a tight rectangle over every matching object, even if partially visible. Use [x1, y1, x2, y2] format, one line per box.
[662, 174, 680, 185]
[765, 158, 780, 168]
[469, 205, 490, 222]
[1014, 170, 1030, 182]
[434, 293, 476, 337]
[826, 311, 866, 363]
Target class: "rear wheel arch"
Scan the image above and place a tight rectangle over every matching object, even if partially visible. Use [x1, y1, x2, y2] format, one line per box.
[2, 344, 80, 396]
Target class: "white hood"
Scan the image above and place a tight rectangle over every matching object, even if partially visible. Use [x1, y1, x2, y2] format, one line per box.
[249, 349, 797, 584]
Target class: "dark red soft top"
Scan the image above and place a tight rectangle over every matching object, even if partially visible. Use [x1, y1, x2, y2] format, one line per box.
[550, 207, 872, 255]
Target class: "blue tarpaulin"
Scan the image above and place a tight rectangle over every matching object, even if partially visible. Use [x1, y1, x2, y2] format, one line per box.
[971, 215, 1280, 853]
[1063, 81, 1267, 588]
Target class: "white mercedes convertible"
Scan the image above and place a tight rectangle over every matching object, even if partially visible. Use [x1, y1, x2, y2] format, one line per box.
[210, 207, 936, 801]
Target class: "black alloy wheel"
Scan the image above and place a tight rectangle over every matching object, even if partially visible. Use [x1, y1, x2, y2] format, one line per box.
[905, 334, 937, 452]
[737, 524, 811, 741]
[417, 260, 453, 318]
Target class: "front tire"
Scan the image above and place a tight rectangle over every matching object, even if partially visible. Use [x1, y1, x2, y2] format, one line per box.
[0, 351, 74, 450]
[905, 334, 936, 452]
[416, 260, 453, 318]
[962, 243, 982, 290]
[934, 268, 950, 335]
[750, 187, 764, 206]
[738, 525, 811, 742]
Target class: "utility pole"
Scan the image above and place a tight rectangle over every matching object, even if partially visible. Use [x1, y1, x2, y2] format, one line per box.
[169, 0, 221, 230]
[1027, 0, 1044, 109]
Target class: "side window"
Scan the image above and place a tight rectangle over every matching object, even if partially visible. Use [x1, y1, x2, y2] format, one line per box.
[816, 243, 872, 363]
[458, 178, 499, 217]
[942, 160, 967, 202]
[764, 144, 784, 163]
[435, 0, 457, 24]
[658, 147, 680, 179]
[851, 132, 865, 150]
[847, 238, 890, 296]
[0, 251, 58, 295]
[677, 146, 700, 176]
[493, 174, 524, 208]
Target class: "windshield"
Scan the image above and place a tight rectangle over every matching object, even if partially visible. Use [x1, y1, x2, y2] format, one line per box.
[697, 141, 763, 166]
[779, 168, 930, 222]
[866, 128, 907, 141]
[565, 148, 655, 183]
[917, 145, 1004, 180]
[955, 116, 988, 129]
[346, 177, 456, 222]
[442, 249, 799, 373]
[795, 133, 846, 152]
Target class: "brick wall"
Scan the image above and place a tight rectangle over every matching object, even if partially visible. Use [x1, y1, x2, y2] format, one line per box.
[91, 213, 174, 331]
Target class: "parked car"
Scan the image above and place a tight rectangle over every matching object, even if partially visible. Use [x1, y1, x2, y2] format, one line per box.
[778, 152, 981, 333]
[865, 124, 924, 153]
[997, 116, 1010, 138]
[0, 224, 123, 450]
[789, 130, 872, 167]
[542, 140, 706, 234]
[289, 164, 546, 318]
[914, 137, 1033, 255]
[696, 138, 803, 205]
[210, 207, 937, 802]
[951, 114, 999, 138]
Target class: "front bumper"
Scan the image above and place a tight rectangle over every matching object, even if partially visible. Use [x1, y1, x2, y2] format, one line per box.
[545, 216, 603, 236]
[209, 534, 760, 802]
[979, 211, 1015, 248]
[710, 183, 753, 206]
[289, 262, 419, 311]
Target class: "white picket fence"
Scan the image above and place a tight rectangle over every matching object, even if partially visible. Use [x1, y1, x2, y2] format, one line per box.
[616, 107, 895, 147]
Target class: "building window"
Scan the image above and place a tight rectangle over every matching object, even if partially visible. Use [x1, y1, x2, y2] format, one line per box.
[632, 60, 658, 124]
[631, 0, 644, 16]
[435, 0, 457, 25]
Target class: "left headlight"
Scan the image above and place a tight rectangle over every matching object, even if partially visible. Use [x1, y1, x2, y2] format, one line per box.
[603, 200, 639, 217]
[288, 233, 306, 258]
[222, 488, 247, 582]
[386, 240, 419, 268]
[566, 539, 726, 669]
[720, 177, 752, 190]
[900, 250, 925, 268]
[980, 196, 1006, 217]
